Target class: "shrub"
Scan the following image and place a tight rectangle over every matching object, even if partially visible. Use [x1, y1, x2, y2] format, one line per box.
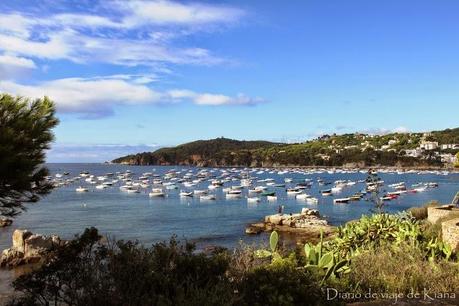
[9, 228, 236, 306]
[345, 243, 459, 297]
[238, 264, 334, 306]
[407, 201, 439, 220]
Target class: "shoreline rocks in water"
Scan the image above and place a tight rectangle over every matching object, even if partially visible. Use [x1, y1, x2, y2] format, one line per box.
[0, 229, 61, 268]
[0, 218, 13, 228]
[245, 208, 335, 237]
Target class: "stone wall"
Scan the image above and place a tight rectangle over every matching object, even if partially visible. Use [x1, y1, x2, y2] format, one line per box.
[427, 205, 459, 224]
[442, 218, 459, 252]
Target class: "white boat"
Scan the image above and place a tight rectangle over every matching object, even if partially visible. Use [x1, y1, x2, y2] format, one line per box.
[296, 193, 311, 200]
[149, 188, 165, 197]
[120, 185, 140, 193]
[306, 197, 319, 204]
[267, 195, 277, 201]
[76, 186, 88, 192]
[247, 197, 260, 203]
[95, 184, 107, 189]
[286, 188, 302, 195]
[179, 191, 193, 197]
[194, 189, 208, 195]
[166, 185, 178, 190]
[226, 192, 242, 198]
[227, 189, 242, 195]
[200, 194, 216, 201]
[334, 198, 350, 204]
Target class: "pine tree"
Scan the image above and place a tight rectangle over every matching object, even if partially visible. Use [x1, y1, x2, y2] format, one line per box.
[0, 94, 59, 217]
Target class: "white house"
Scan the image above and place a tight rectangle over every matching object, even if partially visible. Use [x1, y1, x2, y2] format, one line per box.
[419, 141, 439, 150]
[405, 149, 422, 158]
[441, 144, 459, 150]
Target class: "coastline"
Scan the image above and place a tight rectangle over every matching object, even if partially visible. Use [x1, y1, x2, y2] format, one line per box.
[112, 161, 458, 171]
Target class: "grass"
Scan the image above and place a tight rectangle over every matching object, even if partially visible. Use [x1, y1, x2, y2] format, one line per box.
[343, 243, 459, 296]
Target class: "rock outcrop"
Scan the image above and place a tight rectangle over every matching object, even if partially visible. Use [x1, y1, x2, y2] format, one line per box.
[0, 229, 61, 268]
[246, 208, 334, 237]
[0, 217, 13, 227]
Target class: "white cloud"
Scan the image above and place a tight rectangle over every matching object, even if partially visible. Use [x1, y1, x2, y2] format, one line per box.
[361, 126, 411, 135]
[392, 126, 410, 134]
[120, 0, 244, 26]
[0, 75, 265, 118]
[166, 89, 265, 106]
[0, 53, 37, 79]
[0, 77, 161, 115]
[0, 54, 36, 69]
[0, 1, 245, 67]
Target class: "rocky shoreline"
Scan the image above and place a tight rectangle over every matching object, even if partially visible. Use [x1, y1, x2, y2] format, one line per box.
[0, 229, 62, 268]
[245, 208, 335, 242]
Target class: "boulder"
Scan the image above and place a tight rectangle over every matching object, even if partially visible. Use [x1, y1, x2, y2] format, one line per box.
[0, 229, 60, 268]
[265, 214, 284, 225]
[24, 234, 59, 258]
[0, 217, 13, 227]
[301, 208, 320, 217]
[245, 224, 264, 235]
[12, 229, 33, 253]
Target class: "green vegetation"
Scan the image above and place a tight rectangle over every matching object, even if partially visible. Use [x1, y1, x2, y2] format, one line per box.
[0, 94, 59, 217]
[11, 208, 459, 305]
[113, 128, 459, 167]
[455, 152, 459, 168]
[8, 228, 332, 306]
[112, 137, 279, 166]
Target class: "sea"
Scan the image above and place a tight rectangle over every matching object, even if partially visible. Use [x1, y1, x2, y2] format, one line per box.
[1, 163, 458, 251]
[0, 163, 458, 297]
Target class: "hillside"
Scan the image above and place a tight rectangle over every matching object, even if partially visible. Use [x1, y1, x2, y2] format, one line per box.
[112, 138, 280, 167]
[112, 128, 459, 168]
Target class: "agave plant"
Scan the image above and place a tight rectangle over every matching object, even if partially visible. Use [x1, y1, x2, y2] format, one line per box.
[304, 230, 350, 285]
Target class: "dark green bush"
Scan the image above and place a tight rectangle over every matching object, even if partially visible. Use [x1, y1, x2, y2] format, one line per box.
[8, 228, 331, 306]
[9, 228, 235, 306]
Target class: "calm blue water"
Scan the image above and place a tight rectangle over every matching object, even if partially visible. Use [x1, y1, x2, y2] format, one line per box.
[1, 164, 458, 252]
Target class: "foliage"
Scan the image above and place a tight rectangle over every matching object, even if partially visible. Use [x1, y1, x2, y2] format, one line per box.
[303, 230, 350, 285]
[344, 242, 459, 296]
[455, 152, 459, 168]
[366, 170, 385, 213]
[0, 94, 59, 217]
[9, 229, 335, 306]
[407, 201, 439, 220]
[9, 228, 236, 306]
[327, 213, 453, 262]
[238, 263, 332, 306]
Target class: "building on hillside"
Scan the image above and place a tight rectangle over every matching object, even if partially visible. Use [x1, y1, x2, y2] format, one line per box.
[405, 149, 422, 158]
[440, 153, 457, 164]
[441, 144, 459, 150]
[388, 139, 398, 146]
[420, 141, 439, 150]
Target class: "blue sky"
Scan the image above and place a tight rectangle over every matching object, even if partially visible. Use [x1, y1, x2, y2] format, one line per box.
[1, 0, 458, 162]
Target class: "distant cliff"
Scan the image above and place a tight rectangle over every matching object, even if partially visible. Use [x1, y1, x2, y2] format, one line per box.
[112, 128, 459, 168]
